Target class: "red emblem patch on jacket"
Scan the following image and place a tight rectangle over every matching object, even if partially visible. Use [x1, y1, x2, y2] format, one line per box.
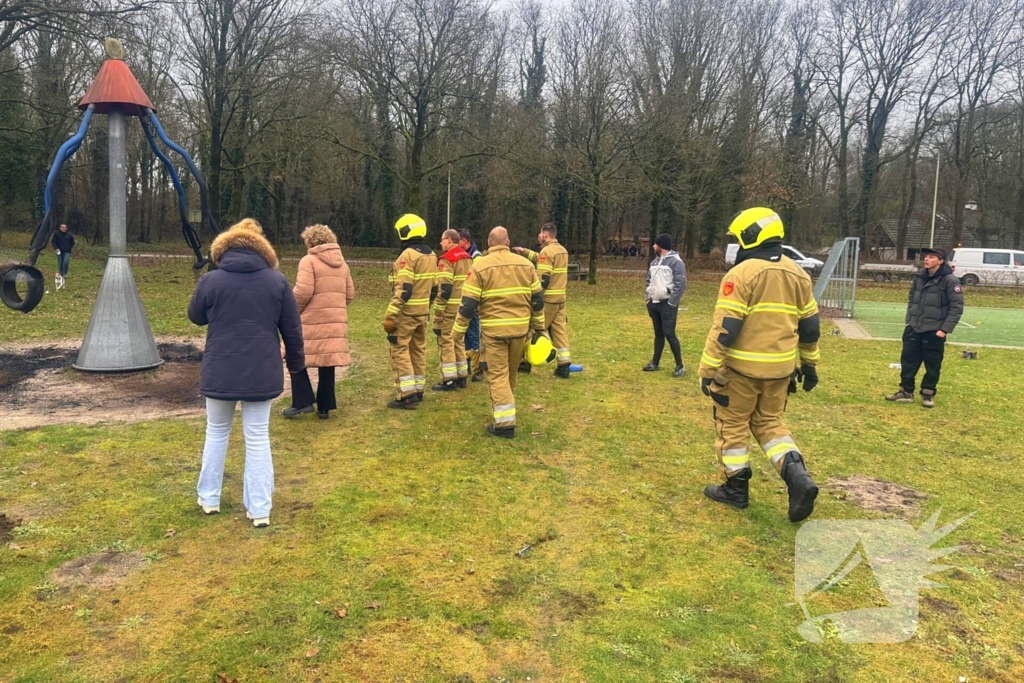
[399, 260, 406, 267]
[539, 255, 546, 262]
[723, 282, 735, 296]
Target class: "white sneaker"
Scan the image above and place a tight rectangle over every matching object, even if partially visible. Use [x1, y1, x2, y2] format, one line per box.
[198, 499, 219, 515]
[246, 511, 270, 528]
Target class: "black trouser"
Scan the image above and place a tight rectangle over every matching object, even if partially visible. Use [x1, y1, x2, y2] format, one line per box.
[899, 326, 945, 395]
[291, 367, 336, 411]
[647, 300, 682, 367]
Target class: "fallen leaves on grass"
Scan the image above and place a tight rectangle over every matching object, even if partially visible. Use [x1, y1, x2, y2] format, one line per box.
[163, 528, 176, 538]
[306, 647, 320, 658]
[217, 673, 239, 683]
[333, 606, 347, 618]
[365, 602, 381, 609]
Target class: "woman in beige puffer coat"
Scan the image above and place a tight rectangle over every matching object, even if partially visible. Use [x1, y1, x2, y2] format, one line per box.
[283, 224, 356, 419]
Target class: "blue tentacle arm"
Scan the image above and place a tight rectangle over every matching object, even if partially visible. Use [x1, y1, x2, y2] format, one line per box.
[27, 105, 95, 266]
[140, 115, 207, 269]
[147, 111, 220, 238]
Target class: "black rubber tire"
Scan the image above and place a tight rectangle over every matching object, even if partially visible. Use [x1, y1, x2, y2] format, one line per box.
[1, 264, 46, 312]
[961, 274, 979, 286]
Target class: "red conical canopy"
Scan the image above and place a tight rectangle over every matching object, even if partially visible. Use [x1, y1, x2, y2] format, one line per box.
[79, 59, 156, 116]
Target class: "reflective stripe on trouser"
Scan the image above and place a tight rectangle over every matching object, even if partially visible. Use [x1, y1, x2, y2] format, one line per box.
[390, 313, 428, 399]
[710, 368, 800, 479]
[482, 333, 528, 428]
[544, 301, 571, 365]
[437, 315, 467, 380]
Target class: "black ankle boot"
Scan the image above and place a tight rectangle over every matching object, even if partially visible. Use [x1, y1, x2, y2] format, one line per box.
[779, 452, 818, 522]
[282, 405, 314, 417]
[456, 377, 468, 388]
[415, 391, 424, 402]
[518, 361, 532, 373]
[387, 396, 418, 410]
[554, 364, 571, 379]
[703, 469, 750, 509]
[487, 424, 515, 439]
[432, 380, 457, 391]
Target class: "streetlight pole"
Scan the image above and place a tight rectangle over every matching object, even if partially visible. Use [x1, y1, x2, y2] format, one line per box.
[929, 150, 940, 249]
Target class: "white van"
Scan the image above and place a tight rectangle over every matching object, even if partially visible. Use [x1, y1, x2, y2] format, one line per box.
[949, 248, 1024, 286]
[724, 243, 824, 274]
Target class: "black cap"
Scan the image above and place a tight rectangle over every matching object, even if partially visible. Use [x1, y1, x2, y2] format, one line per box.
[654, 233, 672, 251]
[921, 247, 947, 260]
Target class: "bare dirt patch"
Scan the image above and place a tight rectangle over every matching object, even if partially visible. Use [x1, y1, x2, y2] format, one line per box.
[827, 475, 930, 516]
[49, 551, 147, 591]
[0, 513, 22, 544]
[1, 337, 205, 430]
[1, 337, 335, 430]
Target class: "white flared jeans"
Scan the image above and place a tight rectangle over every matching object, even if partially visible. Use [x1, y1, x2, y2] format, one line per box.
[196, 398, 274, 518]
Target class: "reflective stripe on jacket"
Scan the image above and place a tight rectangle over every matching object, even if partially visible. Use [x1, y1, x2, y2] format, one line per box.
[454, 245, 545, 339]
[523, 239, 569, 303]
[699, 255, 820, 380]
[387, 244, 437, 318]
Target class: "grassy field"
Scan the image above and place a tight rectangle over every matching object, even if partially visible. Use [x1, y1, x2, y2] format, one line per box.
[2, 239, 1024, 682]
[855, 301, 1024, 348]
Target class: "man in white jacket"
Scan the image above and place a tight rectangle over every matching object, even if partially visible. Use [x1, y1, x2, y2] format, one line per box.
[643, 233, 688, 376]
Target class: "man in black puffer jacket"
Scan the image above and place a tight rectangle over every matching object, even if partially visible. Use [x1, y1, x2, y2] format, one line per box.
[885, 247, 964, 409]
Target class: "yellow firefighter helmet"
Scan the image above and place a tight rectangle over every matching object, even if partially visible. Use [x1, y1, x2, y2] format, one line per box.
[526, 333, 556, 366]
[728, 207, 784, 250]
[394, 213, 427, 241]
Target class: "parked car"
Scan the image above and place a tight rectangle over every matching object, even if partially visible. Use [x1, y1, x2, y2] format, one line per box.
[724, 243, 824, 275]
[950, 248, 1024, 286]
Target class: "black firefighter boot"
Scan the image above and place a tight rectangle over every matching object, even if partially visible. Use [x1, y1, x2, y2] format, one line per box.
[553, 364, 571, 379]
[487, 424, 515, 439]
[703, 468, 750, 509]
[518, 361, 532, 374]
[779, 451, 818, 523]
[432, 380, 458, 392]
[387, 395, 418, 410]
[456, 377, 468, 389]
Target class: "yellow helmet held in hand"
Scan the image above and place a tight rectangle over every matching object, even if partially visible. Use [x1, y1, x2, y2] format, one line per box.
[728, 207, 784, 250]
[394, 213, 427, 241]
[526, 333, 556, 366]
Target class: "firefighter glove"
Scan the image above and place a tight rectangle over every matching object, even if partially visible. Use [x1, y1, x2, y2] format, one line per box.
[701, 377, 712, 396]
[383, 318, 398, 335]
[531, 330, 548, 345]
[801, 365, 818, 392]
[433, 327, 441, 337]
[789, 368, 801, 395]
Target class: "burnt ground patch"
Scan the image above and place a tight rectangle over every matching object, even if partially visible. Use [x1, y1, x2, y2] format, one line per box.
[1, 339, 206, 429]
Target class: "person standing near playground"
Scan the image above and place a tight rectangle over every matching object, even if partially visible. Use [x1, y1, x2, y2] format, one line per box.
[384, 214, 438, 409]
[284, 224, 356, 420]
[885, 247, 963, 409]
[514, 222, 573, 378]
[458, 229, 485, 381]
[698, 208, 820, 523]
[432, 229, 473, 390]
[188, 218, 305, 528]
[453, 226, 546, 439]
[643, 233, 687, 377]
[52, 223, 74, 280]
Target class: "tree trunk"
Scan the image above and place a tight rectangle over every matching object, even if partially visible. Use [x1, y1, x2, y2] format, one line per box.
[648, 194, 660, 262]
[587, 185, 600, 285]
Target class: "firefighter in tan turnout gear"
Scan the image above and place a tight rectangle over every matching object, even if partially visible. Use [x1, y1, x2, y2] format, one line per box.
[514, 222, 572, 378]
[383, 214, 438, 409]
[454, 227, 546, 439]
[432, 229, 473, 391]
[698, 207, 821, 522]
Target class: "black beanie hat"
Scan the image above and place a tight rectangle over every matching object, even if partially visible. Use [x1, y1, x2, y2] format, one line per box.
[654, 233, 672, 251]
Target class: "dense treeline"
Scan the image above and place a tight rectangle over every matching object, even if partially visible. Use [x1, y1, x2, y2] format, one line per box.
[1, 0, 1023, 276]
